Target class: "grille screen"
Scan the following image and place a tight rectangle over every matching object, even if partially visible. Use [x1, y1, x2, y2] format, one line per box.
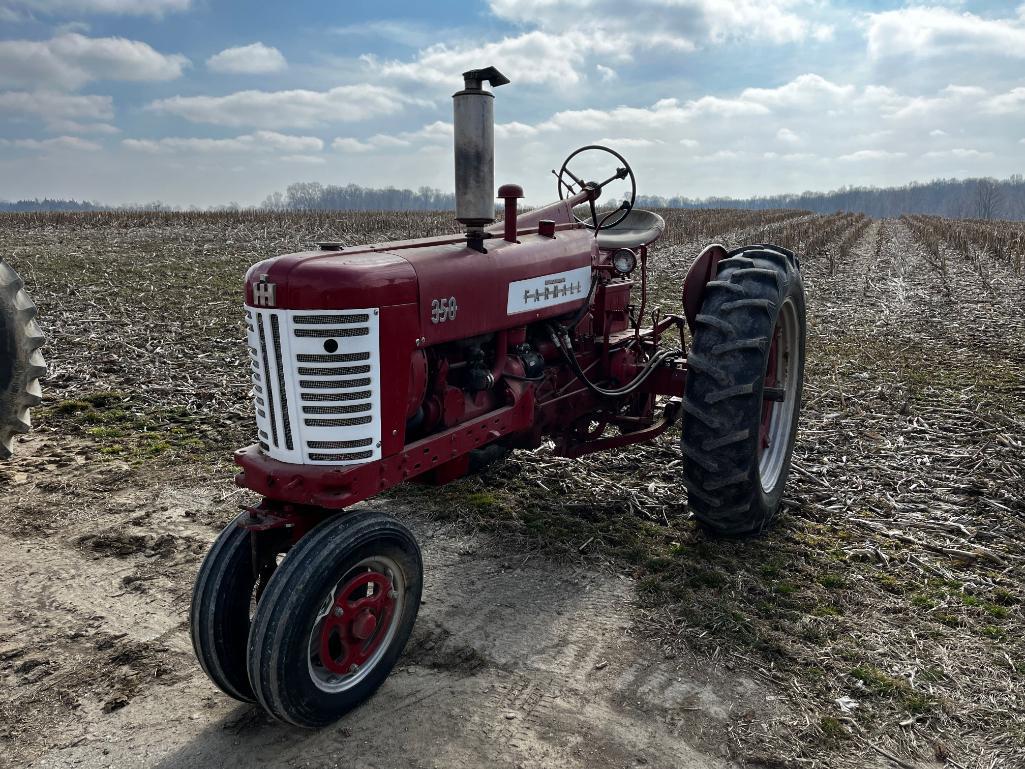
[300, 378, 372, 389]
[302, 403, 371, 415]
[248, 307, 379, 467]
[305, 416, 373, 427]
[293, 314, 370, 325]
[297, 352, 370, 363]
[255, 315, 279, 448]
[309, 450, 374, 462]
[270, 314, 294, 451]
[301, 390, 372, 402]
[297, 365, 371, 376]
[308, 438, 373, 449]
[294, 327, 370, 338]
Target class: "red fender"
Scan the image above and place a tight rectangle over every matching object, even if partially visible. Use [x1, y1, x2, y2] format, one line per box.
[682, 243, 728, 333]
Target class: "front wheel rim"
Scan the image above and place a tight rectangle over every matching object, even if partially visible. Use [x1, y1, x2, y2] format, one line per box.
[306, 555, 405, 694]
[758, 297, 800, 493]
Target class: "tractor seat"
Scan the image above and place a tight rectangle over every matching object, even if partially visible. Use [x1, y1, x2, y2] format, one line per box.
[596, 209, 666, 250]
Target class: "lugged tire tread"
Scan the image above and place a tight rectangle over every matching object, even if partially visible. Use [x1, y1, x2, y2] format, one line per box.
[681, 246, 806, 536]
[685, 353, 731, 386]
[694, 314, 737, 337]
[704, 382, 755, 404]
[722, 298, 775, 315]
[0, 258, 46, 459]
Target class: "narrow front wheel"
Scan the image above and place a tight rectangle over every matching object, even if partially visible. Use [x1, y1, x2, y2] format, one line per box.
[246, 510, 423, 727]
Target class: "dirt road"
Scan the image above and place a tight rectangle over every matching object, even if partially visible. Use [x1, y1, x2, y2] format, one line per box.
[3, 437, 764, 769]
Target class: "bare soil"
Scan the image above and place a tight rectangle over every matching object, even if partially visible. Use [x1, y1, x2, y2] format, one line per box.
[1, 210, 1023, 769]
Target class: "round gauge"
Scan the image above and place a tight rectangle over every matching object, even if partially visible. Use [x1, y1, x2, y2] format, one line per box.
[611, 248, 637, 276]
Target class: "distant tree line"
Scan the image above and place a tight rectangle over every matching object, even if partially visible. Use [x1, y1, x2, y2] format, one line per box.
[261, 183, 456, 211]
[636, 175, 1025, 221]
[6, 175, 1025, 219]
[0, 198, 105, 212]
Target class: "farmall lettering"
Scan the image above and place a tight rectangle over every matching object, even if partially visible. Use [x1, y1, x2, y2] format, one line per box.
[195, 65, 808, 731]
[506, 265, 592, 314]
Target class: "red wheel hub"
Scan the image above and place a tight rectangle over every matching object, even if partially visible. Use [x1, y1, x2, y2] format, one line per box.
[318, 571, 396, 676]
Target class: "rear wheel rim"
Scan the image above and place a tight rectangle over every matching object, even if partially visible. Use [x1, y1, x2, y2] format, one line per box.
[306, 555, 404, 693]
[758, 297, 799, 493]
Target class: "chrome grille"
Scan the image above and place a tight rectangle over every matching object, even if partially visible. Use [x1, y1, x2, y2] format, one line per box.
[246, 306, 381, 465]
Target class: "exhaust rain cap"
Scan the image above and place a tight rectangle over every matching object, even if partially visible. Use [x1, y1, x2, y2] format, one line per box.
[461, 66, 510, 91]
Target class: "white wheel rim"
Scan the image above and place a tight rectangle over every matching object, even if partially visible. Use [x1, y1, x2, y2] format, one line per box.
[306, 555, 405, 694]
[758, 297, 800, 493]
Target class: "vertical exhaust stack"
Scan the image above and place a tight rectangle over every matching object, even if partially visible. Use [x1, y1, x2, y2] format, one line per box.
[453, 66, 509, 252]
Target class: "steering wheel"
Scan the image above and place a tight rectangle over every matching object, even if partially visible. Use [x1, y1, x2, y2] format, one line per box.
[556, 145, 636, 231]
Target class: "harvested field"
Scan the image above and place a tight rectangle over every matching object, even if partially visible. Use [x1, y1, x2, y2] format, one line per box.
[1, 209, 1023, 769]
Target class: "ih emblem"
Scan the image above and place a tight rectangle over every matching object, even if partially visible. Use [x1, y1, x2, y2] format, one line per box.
[253, 275, 276, 307]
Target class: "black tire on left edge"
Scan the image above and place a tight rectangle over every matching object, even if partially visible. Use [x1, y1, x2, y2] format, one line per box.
[246, 510, 423, 727]
[190, 513, 260, 702]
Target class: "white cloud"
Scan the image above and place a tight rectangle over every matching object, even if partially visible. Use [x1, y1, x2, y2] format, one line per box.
[366, 30, 626, 88]
[1, 0, 190, 16]
[332, 137, 373, 153]
[207, 43, 286, 75]
[866, 6, 1025, 59]
[343, 74, 1012, 202]
[45, 119, 119, 134]
[147, 84, 428, 128]
[0, 135, 101, 151]
[983, 87, 1025, 114]
[0, 90, 112, 120]
[922, 148, 994, 160]
[123, 131, 323, 154]
[367, 0, 832, 92]
[489, 0, 831, 46]
[0, 33, 188, 90]
[837, 149, 907, 162]
[882, 84, 988, 120]
[280, 154, 324, 164]
[741, 74, 854, 108]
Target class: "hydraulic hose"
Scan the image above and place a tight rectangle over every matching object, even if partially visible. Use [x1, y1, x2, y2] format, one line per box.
[546, 324, 681, 398]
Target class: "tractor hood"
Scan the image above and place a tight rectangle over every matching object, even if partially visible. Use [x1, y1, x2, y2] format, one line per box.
[245, 226, 596, 344]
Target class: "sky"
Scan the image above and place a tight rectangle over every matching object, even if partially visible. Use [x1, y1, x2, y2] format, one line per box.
[0, 0, 1023, 206]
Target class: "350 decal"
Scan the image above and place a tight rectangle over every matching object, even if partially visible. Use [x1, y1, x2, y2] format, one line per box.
[430, 296, 458, 324]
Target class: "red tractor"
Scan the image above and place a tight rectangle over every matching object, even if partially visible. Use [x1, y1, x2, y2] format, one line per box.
[191, 67, 806, 727]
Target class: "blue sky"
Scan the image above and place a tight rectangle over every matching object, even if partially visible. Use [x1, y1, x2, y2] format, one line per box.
[0, 0, 1023, 206]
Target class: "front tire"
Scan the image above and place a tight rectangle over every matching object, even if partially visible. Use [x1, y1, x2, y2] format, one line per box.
[246, 510, 423, 727]
[681, 245, 806, 536]
[190, 514, 263, 702]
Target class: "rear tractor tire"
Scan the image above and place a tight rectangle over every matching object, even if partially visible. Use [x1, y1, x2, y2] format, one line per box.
[247, 510, 423, 727]
[681, 245, 806, 536]
[0, 259, 46, 459]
